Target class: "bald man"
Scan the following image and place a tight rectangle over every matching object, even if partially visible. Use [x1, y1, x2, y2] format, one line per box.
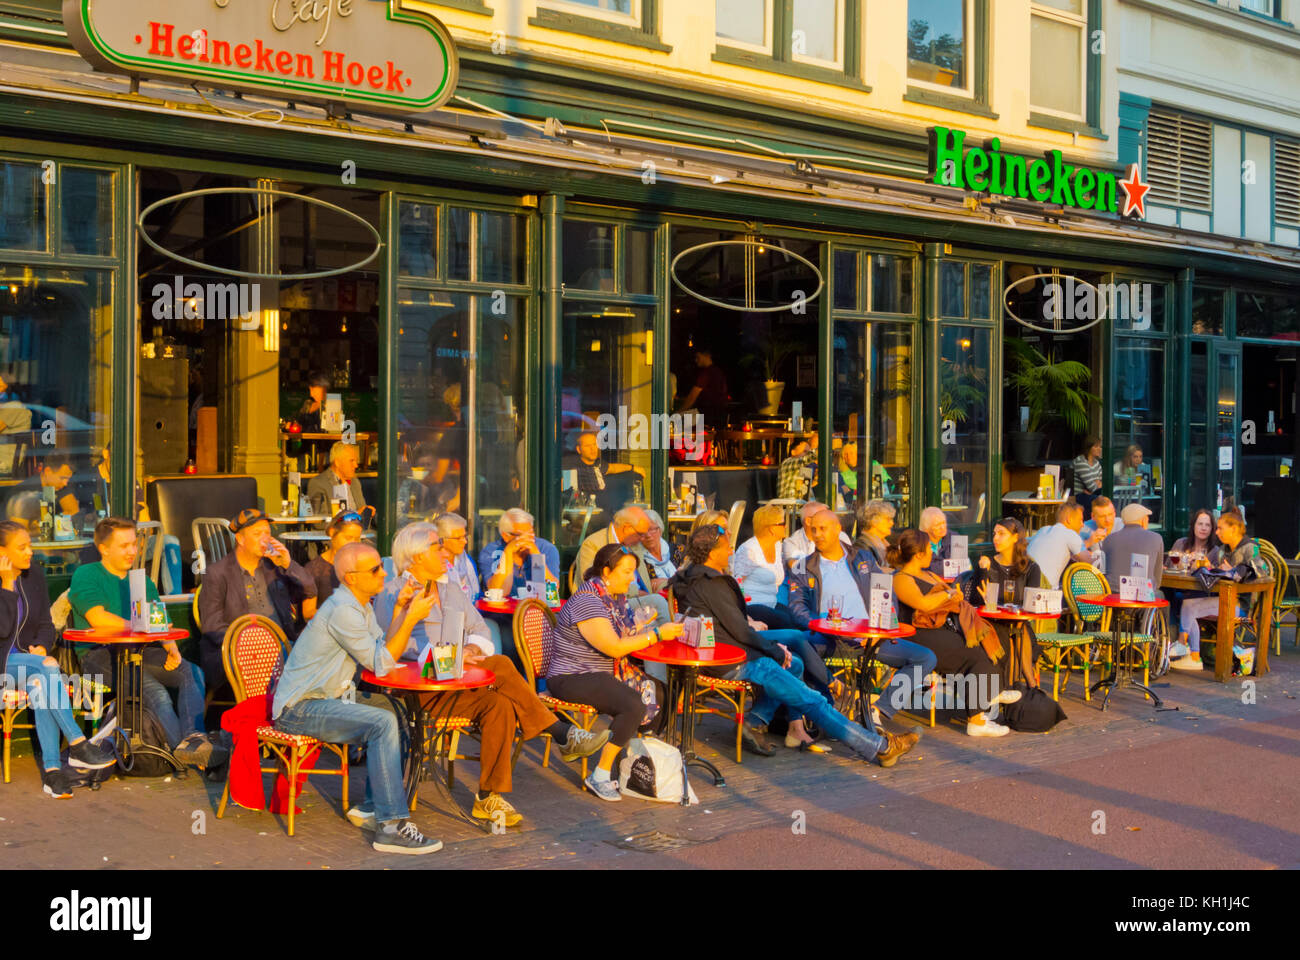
[786, 511, 936, 728]
[272, 542, 444, 855]
[782, 501, 851, 564]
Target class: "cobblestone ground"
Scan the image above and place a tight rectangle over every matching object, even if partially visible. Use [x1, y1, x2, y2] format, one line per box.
[4, 634, 1298, 870]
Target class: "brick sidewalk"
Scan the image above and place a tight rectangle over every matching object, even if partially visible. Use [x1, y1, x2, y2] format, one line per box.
[3, 642, 1298, 870]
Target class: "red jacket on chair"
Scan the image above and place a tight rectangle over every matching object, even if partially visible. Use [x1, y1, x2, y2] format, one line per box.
[221, 694, 319, 814]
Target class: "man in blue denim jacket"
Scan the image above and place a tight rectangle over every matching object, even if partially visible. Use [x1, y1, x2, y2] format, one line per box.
[786, 509, 938, 725]
[272, 541, 442, 855]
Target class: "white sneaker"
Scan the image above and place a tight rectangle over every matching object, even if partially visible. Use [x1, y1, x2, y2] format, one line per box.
[993, 689, 1023, 706]
[967, 715, 1011, 738]
[1170, 656, 1203, 671]
[1167, 641, 1190, 659]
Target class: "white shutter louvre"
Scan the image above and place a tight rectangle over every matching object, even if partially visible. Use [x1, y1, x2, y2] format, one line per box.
[1146, 110, 1212, 212]
[1274, 139, 1300, 228]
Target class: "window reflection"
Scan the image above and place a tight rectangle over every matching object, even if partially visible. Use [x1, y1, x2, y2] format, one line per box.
[939, 326, 990, 536]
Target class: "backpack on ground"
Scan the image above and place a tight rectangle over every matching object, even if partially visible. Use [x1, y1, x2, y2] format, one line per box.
[85, 701, 185, 779]
[618, 736, 699, 804]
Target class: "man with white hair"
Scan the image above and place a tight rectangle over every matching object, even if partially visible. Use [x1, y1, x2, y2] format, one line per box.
[782, 501, 851, 564]
[435, 512, 502, 655]
[572, 506, 671, 624]
[306, 440, 370, 520]
[917, 506, 952, 575]
[478, 508, 560, 597]
[375, 524, 607, 827]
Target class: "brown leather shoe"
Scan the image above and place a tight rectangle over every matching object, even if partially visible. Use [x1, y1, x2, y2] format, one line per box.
[875, 730, 921, 768]
[740, 719, 776, 757]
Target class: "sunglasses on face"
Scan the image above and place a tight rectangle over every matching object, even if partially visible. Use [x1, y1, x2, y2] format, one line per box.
[360, 563, 383, 576]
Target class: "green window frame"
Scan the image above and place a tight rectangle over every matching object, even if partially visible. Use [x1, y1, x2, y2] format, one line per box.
[1027, 0, 1106, 139]
[530, 0, 672, 53]
[428, 0, 495, 14]
[904, 0, 996, 120]
[713, 0, 868, 91]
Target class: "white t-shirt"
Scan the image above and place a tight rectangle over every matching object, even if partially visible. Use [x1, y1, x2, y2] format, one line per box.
[730, 537, 785, 607]
[1027, 523, 1085, 589]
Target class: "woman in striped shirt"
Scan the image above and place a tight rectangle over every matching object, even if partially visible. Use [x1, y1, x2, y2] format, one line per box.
[1071, 435, 1104, 513]
[547, 542, 684, 800]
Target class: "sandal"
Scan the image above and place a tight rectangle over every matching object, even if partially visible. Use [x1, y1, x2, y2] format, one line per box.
[798, 741, 832, 754]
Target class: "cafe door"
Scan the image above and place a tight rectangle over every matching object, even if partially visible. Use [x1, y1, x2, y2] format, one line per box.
[1210, 343, 1241, 512]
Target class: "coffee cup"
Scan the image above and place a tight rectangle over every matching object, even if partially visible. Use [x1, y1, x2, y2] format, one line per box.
[485, 588, 504, 602]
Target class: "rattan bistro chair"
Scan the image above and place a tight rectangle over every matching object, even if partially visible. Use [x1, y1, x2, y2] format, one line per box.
[1, 686, 32, 784]
[513, 597, 601, 786]
[1033, 563, 1106, 701]
[215, 615, 349, 837]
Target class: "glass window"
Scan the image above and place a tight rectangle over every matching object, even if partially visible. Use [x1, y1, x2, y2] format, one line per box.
[394, 289, 527, 548]
[0, 160, 47, 252]
[1030, 2, 1086, 119]
[447, 208, 526, 285]
[398, 202, 438, 278]
[939, 326, 991, 537]
[1191, 287, 1224, 335]
[833, 321, 914, 524]
[448, 207, 471, 281]
[971, 263, 992, 320]
[1112, 338, 1165, 528]
[1240, 0, 1276, 15]
[717, 0, 769, 48]
[870, 254, 914, 314]
[908, 0, 969, 91]
[60, 168, 114, 258]
[554, 0, 634, 13]
[0, 267, 113, 574]
[792, 0, 840, 64]
[1236, 290, 1300, 340]
[1110, 280, 1166, 333]
[1189, 340, 1209, 510]
[834, 249, 858, 311]
[625, 227, 655, 295]
[939, 260, 966, 318]
[564, 220, 616, 291]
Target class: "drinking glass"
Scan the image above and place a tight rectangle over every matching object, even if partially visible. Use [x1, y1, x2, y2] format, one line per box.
[1002, 580, 1016, 604]
[828, 594, 844, 623]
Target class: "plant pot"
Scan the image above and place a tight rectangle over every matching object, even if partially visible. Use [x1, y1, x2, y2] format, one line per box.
[759, 380, 785, 416]
[1010, 431, 1044, 466]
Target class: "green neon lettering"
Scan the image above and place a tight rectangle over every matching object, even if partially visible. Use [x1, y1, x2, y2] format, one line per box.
[1095, 170, 1118, 212]
[929, 126, 967, 190]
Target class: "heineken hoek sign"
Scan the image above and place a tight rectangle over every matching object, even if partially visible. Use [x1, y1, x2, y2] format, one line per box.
[928, 126, 1150, 219]
[64, 0, 458, 116]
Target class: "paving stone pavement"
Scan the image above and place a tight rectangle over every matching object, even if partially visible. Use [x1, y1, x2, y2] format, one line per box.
[3, 638, 1298, 870]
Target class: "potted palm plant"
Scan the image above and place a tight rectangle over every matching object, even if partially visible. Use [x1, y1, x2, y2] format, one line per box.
[1005, 337, 1099, 463]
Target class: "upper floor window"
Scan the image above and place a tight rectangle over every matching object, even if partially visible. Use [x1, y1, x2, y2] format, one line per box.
[1275, 139, 1300, 228]
[1238, 0, 1279, 17]
[553, 0, 636, 21]
[1146, 109, 1213, 212]
[714, 0, 862, 84]
[1030, 0, 1087, 121]
[907, 0, 971, 95]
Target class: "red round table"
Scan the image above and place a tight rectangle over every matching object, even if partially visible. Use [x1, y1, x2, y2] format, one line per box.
[65, 627, 191, 773]
[635, 640, 746, 803]
[808, 619, 918, 732]
[476, 597, 563, 616]
[362, 664, 495, 818]
[976, 606, 1046, 690]
[1077, 594, 1169, 710]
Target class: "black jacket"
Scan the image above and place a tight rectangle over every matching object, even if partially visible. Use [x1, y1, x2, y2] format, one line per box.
[667, 563, 784, 665]
[198, 553, 315, 683]
[0, 563, 57, 674]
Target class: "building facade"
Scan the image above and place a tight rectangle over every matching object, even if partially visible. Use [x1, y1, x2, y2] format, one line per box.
[2, 0, 1298, 590]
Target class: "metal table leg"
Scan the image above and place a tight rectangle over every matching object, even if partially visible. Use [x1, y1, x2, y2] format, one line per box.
[676, 665, 723, 803]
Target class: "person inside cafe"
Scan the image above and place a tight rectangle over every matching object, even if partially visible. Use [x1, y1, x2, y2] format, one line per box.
[639, 508, 676, 586]
[918, 506, 952, 575]
[547, 542, 684, 801]
[782, 500, 850, 564]
[295, 371, 332, 433]
[732, 503, 791, 625]
[374, 523, 608, 828]
[889, 529, 1021, 738]
[69, 517, 223, 769]
[1027, 500, 1103, 589]
[398, 442, 461, 523]
[0, 520, 115, 798]
[1072, 435, 1104, 513]
[672, 525, 921, 766]
[834, 440, 859, 511]
[4, 453, 78, 530]
[674, 347, 729, 427]
[787, 509, 935, 725]
[1101, 503, 1165, 594]
[854, 499, 897, 569]
[306, 441, 370, 522]
[434, 511, 500, 655]
[573, 506, 670, 625]
[303, 511, 364, 618]
[272, 541, 443, 855]
[1171, 510, 1268, 673]
[1114, 443, 1145, 489]
[564, 430, 645, 506]
[776, 432, 818, 501]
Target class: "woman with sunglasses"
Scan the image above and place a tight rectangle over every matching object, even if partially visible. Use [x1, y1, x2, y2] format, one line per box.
[547, 542, 684, 801]
[302, 511, 364, 619]
[732, 503, 797, 629]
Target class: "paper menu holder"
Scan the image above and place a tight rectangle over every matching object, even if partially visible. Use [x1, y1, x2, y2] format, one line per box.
[682, 615, 715, 648]
[1119, 576, 1156, 602]
[418, 609, 465, 681]
[868, 573, 896, 629]
[947, 534, 971, 575]
[1023, 588, 1062, 615]
[1045, 464, 1061, 499]
[129, 568, 149, 632]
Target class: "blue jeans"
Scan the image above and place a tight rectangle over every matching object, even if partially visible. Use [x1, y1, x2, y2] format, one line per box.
[874, 638, 937, 718]
[737, 655, 885, 759]
[140, 657, 206, 749]
[275, 692, 407, 825]
[4, 653, 86, 771]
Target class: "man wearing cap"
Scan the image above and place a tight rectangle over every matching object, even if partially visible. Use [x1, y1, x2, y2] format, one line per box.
[1100, 503, 1165, 592]
[197, 508, 316, 695]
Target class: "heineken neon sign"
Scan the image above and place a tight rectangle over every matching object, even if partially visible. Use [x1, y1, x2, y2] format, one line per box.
[928, 126, 1150, 218]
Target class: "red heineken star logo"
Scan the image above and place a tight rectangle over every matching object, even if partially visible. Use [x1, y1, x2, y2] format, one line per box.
[1118, 164, 1151, 218]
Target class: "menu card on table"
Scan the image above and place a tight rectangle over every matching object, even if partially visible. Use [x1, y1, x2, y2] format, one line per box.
[418, 609, 465, 681]
[682, 615, 716, 648]
[1023, 588, 1063, 615]
[869, 573, 896, 630]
